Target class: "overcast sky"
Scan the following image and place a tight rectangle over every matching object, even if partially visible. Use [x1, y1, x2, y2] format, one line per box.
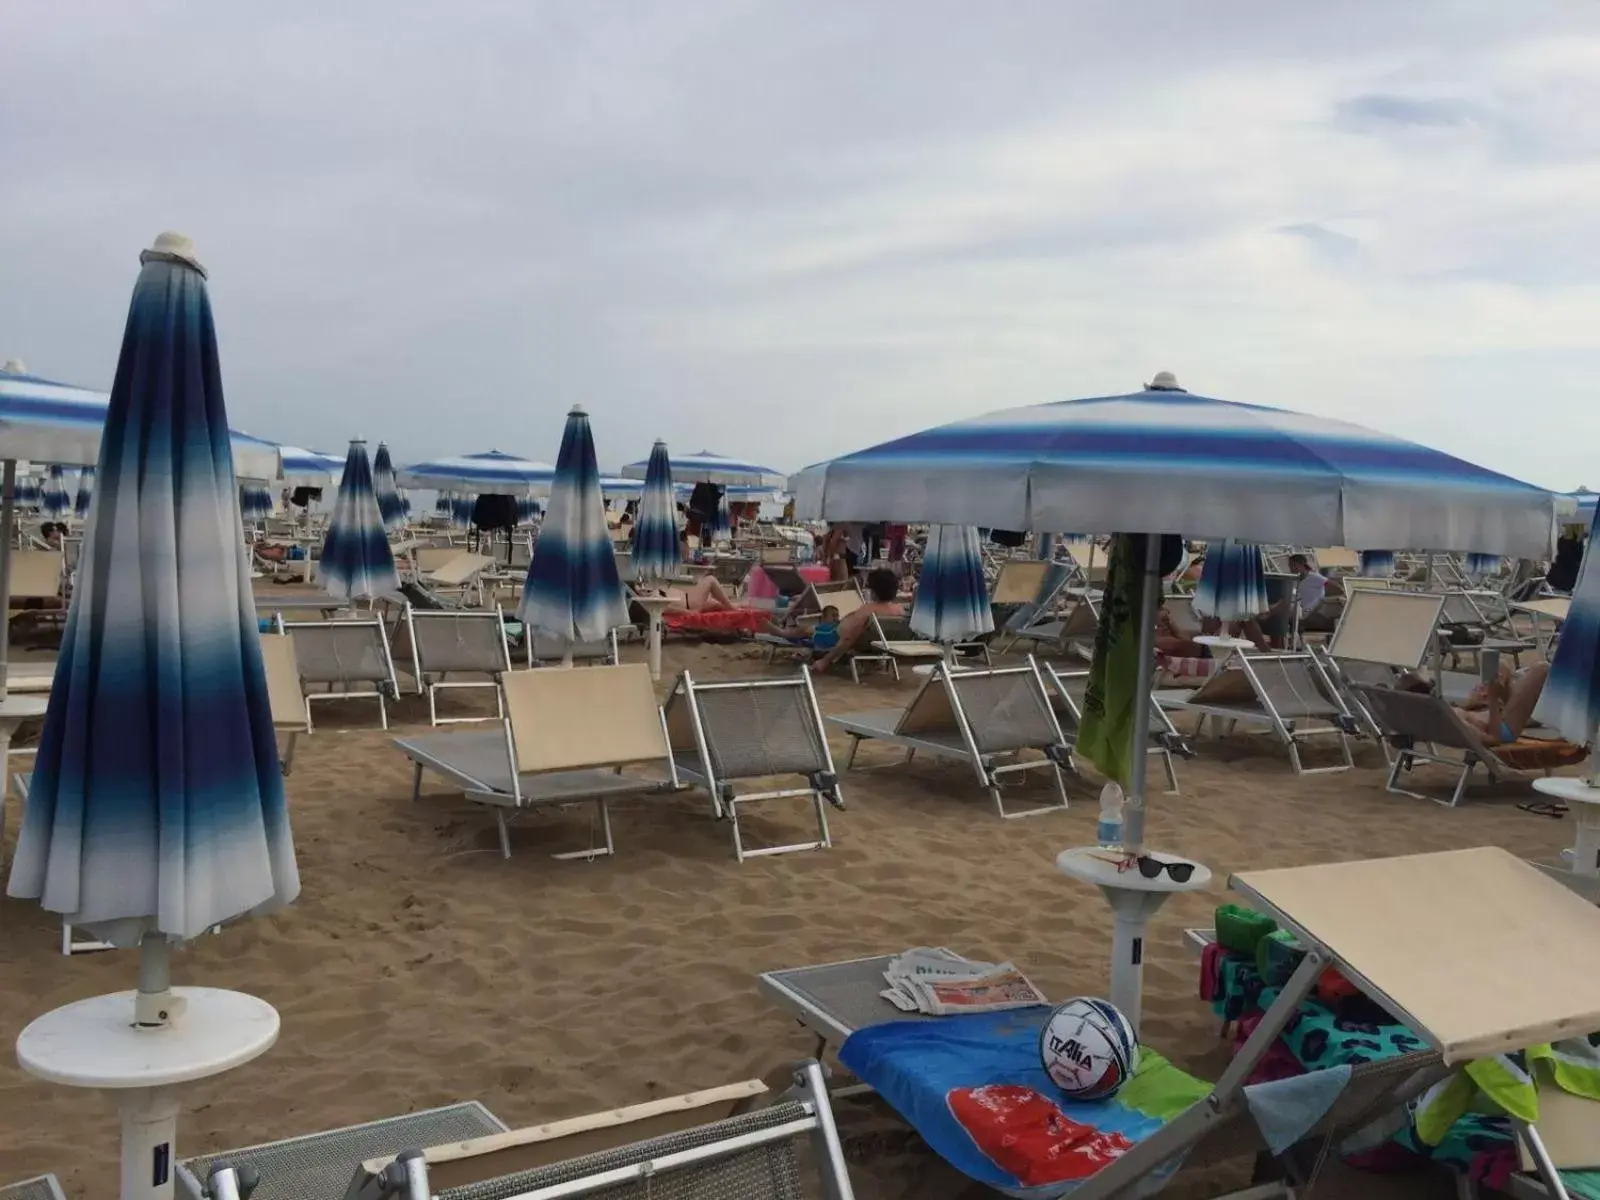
[4, 3, 1598, 487]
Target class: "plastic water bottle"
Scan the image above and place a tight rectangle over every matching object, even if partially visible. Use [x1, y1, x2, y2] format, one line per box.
[1096, 782, 1125, 850]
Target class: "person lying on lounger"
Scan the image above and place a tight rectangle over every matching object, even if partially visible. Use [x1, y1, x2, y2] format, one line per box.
[811, 568, 904, 674]
[765, 605, 842, 657]
[659, 576, 736, 614]
[1455, 660, 1550, 745]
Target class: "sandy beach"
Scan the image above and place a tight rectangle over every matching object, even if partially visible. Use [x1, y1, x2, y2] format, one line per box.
[0, 623, 1573, 1198]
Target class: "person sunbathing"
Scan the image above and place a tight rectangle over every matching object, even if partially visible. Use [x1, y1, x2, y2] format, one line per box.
[811, 568, 904, 674]
[1455, 661, 1549, 745]
[766, 605, 842, 658]
[1154, 608, 1202, 657]
[659, 576, 736, 614]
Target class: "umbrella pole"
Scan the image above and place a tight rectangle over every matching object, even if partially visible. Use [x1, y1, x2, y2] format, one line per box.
[1, 458, 15, 699]
[135, 933, 183, 1027]
[1122, 534, 1163, 851]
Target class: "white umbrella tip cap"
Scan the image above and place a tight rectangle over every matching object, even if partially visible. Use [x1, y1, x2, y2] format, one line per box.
[141, 232, 206, 275]
[1, 358, 24, 374]
[1146, 370, 1183, 391]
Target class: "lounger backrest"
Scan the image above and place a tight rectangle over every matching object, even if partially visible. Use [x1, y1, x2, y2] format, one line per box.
[6, 550, 62, 600]
[0, 1174, 68, 1200]
[258, 634, 307, 730]
[1185, 665, 1262, 707]
[1438, 590, 1485, 626]
[287, 620, 395, 687]
[1162, 595, 1202, 636]
[811, 582, 864, 620]
[761, 545, 793, 564]
[684, 676, 831, 780]
[429, 553, 495, 587]
[1348, 684, 1486, 753]
[894, 672, 961, 736]
[1059, 600, 1099, 639]
[990, 560, 1050, 605]
[1328, 590, 1444, 669]
[529, 632, 616, 664]
[410, 610, 511, 675]
[944, 667, 1063, 753]
[415, 546, 462, 573]
[1241, 654, 1343, 718]
[1313, 546, 1360, 573]
[1050, 665, 1181, 742]
[503, 663, 667, 772]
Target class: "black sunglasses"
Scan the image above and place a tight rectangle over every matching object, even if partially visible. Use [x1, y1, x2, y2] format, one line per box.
[1136, 855, 1195, 883]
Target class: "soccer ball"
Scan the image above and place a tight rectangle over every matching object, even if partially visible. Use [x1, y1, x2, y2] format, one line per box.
[1038, 998, 1139, 1100]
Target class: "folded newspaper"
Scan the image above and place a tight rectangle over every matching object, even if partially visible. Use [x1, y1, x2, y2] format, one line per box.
[879, 948, 1048, 1016]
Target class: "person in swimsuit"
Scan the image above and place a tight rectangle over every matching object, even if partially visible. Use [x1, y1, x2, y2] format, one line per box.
[1455, 660, 1549, 745]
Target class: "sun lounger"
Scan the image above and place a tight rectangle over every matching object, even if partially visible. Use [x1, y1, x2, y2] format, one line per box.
[0, 1175, 66, 1200]
[1350, 683, 1588, 807]
[851, 612, 990, 680]
[1042, 662, 1190, 794]
[761, 848, 1600, 1200]
[788, 578, 865, 620]
[259, 632, 308, 774]
[285, 618, 400, 731]
[415, 551, 496, 606]
[1315, 589, 1445, 751]
[176, 1101, 507, 1200]
[390, 607, 513, 726]
[5, 550, 63, 602]
[827, 659, 1072, 819]
[526, 628, 620, 667]
[393, 663, 680, 859]
[1156, 653, 1356, 774]
[663, 669, 840, 861]
[989, 559, 1053, 606]
[344, 1061, 854, 1200]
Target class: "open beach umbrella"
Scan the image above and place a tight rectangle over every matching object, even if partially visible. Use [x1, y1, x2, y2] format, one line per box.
[278, 444, 344, 486]
[73, 466, 95, 519]
[40, 464, 70, 517]
[1358, 550, 1395, 577]
[621, 448, 783, 488]
[520, 405, 627, 650]
[7, 230, 299, 949]
[795, 372, 1557, 847]
[239, 481, 273, 520]
[396, 449, 556, 494]
[371, 441, 407, 533]
[319, 438, 399, 601]
[1535, 500, 1600, 753]
[600, 476, 644, 498]
[910, 525, 995, 646]
[1191, 540, 1268, 621]
[631, 440, 680, 580]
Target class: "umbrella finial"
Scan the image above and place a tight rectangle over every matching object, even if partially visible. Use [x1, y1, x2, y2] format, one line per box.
[570, 404, 587, 416]
[2, 358, 24, 374]
[1145, 371, 1185, 392]
[140, 231, 207, 276]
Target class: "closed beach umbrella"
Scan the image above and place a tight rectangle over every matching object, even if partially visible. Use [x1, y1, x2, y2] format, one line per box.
[910, 525, 995, 645]
[631, 439, 680, 581]
[371, 441, 407, 533]
[708, 489, 732, 543]
[73, 466, 95, 518]
[41, 464, 70, 517]
[520, 405, 627, 648]
[1466, 552, 1500, 581]
[16, 472, 40, 507]
[621, 448, 783, 488]
[7, 231, 299, 946]
[1534, 502, 1600, 750]
[1192, 540, 1268, 621]
[1358, 550, 1395, 577]
[319, 438, 399, 601]
[450, 493, 474, 529]
[434, 491, 451, 515]
[239, 481, 274, 520]
[516, 495, 541, 525]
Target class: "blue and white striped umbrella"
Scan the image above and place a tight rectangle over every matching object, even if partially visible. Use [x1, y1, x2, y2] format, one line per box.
[434, 491, 452, 515]
[621, 448, 783, 488]
[40, 465, 70, 517]
[1192, 540, 1268, 620]
[1465, 552, 1500, 581]
[319, 439, 400, 600]
[16, 473, 40, 507]
[1358, 550, 1395, 577]
[396, 449, 556, 494]
[520, 406, 627, 644]
[450, 493, 475, 529]
[279, 444, 344, 485]
[239, 482, 274, 520]
[599, 476, 644, 499]
[708, 489, 732, 543]
[400, 493, 412, 519]
[73, 467, 95, 519]
[371, 441, 407, 533]
[631, 439, 680, 581]
[516, 495, 542, 525]
[1534, 502, 1600, 748]
[792, 376, 1556, 558]
[6, 234, 298, 945]
[910, 525, 994, 644]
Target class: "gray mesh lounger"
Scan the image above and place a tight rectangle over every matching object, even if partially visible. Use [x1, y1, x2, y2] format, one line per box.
[394, 665, 681, 860]
[0, 1175, 66, 1200]
[399, 607, 513, 726]
[527, 629, 620, 668]
[1043, 663, 1190, 794]
[286, 618, 401, 731]
[826, 659, 1071, 819]
[663, 670, 841, 862]
[175, 1101, 506, 1200]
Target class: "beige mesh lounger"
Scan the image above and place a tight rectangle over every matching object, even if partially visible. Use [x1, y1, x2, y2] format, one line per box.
[527, 628, 620, 668]
[787, 578, 864, 620]
[0, 1174, 66, 1200]
[394, 606, 512, 726]
[663, 668, 841, 861]
[259, 632, 309, 775]
[989, 559, 1053, 606]
[851, 611, 990, 681]
[827, 658, 1072, 819]
[1157, 653, 1357, 774]
[1313, 589, 1445, 753]
[344, 1061, 854, 1200]
[421, 552, 496, 606]
[393, 663, 681, 859]
[286, 618, 400, 731]
[1043, 662, 1191, 794]
[5, 550, 63, 602]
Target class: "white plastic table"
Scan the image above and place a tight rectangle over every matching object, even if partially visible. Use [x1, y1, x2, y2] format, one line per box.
[1194, 635, 1255, 665]
[17, 987, 279, 1199]
[1532, 776, 1600, 878]
[1055, 847, 1212, 1034]
[632, 594, 675, 681]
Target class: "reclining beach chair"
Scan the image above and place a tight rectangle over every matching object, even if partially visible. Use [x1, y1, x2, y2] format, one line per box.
[1438, 590, 1533, 671]
[5, 549, 63, 622]
[827, 659, 1072, 819]
[1313, 589, 1445, 751]
[662, 669, 841, 861]
[1043, 662, 1190, 794]
[852, 612, 991, 679]
[260, 632, 309, 775]
[340, 1062, 853, 1200]
[991, 561, 1072, 650]
[395, 607, 512, 726]
[286, 618, 400, 731]
[760, 848, 1600, 1200]
[1157, 653, 1356, 774]
[0, 1175, 66, 1200]
[789, 578, 864, 620]
[1349, 683, 1587, 808]
[393, 663, 680, 859]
